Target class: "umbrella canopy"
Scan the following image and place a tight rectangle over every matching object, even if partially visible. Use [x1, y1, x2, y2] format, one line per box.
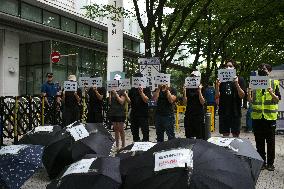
[120, 138, 255, 189]
[208, 137, 263, 183]
[19, 125, 62, 146]
[47, 155, 121, 189]
[116, 142, 156, 160]
[43, 123, 115, 179]
[0, 144, 44, 189]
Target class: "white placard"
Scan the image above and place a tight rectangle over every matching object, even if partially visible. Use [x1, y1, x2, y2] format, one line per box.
[140, 64, 160, 91]
[34, 126, 54, 133]
[67, 124, 89, 141]
[154, 148, 193, 172]
[79, 77, 90, 88]
[0, 145, 27, 155]
[132, 77, 147, 88]
[250, 76, 270, 89]
[138, 57, 160, 65]
[131, 142, 156, 151]
[62, 158, 96, 178]
[185, 77, 201, 88]
[155, 73, 171, 86]
[218, 69, 236, 82]
[119, 79, 131, 90]
[64, 81, 77, 92]
[107, 80, 119, 91]
[89, 77, 102, 88]
[207, 137, 235, 147]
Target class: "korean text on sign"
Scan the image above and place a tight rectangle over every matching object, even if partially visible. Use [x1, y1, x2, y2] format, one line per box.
[218, 69, 236, 82]
[185, 77, 201, 88]
[250, 76, 270, 89]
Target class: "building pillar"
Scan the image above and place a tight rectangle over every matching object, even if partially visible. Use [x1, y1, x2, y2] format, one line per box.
[0, 30, 19, 96]
[107, 0, 124, 80]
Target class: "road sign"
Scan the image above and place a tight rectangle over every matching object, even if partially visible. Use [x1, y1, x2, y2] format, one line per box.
[51, 51, 61, 63]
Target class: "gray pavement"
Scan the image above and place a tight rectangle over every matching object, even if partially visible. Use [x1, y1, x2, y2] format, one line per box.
[7, 110, 284, 188]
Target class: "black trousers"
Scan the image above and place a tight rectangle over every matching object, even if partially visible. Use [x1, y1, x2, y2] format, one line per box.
[252, 118, 276, 166]
[130, 116, 149, 142]
[184, 113, 204, 139]
[62, 106, 80, 127]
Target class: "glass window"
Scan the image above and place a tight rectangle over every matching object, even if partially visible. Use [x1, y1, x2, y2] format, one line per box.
[77, 22, 90, 37]
[26, 42, 43, 66]
[43, 41, 51, 65]
[91, 27, 103, 41]
[43, 11, 60, 28]
[61, 17, 76, 33]
[0, 0, 18, 16]
[27, 65, 43, 95]
[21, 3, 42, 23]
[123, 38, 132, 50]
[133, 41, 140, 53]
[102, 31, 107, 43]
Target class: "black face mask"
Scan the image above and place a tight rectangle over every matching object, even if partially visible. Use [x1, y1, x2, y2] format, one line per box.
[258, 69, 268, 76]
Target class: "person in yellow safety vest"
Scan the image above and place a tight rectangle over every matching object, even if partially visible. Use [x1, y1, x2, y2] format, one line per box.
[248, 63, 281, 171]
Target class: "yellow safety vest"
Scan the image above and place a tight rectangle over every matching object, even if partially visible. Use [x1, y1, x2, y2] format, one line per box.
[251, 79, 279, 120]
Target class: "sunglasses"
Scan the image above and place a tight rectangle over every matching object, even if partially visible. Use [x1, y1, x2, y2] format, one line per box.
[47, 75, 53, 78]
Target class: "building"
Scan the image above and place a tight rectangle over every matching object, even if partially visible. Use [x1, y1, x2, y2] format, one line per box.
[0, 0, 142, 96]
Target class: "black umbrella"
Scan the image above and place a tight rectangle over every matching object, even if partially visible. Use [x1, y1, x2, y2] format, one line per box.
[47, 155, 121, 189]
[116, 142, 156, 160]
[43, 123, 115, 179]
[19, 125, 62, 146]
[208, 137, 263, 183]
[0, 144, 44, 189]
[120, 138, 255, 189]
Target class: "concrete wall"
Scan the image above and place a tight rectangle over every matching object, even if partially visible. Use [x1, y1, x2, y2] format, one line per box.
[0, 30, 19, 96]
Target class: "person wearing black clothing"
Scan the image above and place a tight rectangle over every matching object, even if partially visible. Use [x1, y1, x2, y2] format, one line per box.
[125, 73, 152, 142]
[216, 60, 246, 137]
[153, 84, 177, 142]
[62, 75, 82, 126]
[86, 84, 106, 123]
[183, 71, 206, 139]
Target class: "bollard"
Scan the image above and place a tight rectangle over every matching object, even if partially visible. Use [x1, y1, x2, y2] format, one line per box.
[14, 97, 19, 144]
[204, 112, 211, 140]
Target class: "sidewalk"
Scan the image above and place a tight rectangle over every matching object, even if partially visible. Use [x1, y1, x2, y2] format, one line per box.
[21, 110, 284, 189]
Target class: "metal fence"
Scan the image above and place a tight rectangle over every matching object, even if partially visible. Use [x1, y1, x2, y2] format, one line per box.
[0, 96, 130, 145]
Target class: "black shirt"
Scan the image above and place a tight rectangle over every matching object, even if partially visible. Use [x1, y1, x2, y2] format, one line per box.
[156, 88, 177, 115]
[218, 76, 246, 117]
[88, 87, 106, 113]
[128, 87, 152, 117]
[185, 88, 205, 116]
[63, 89, 82, 108]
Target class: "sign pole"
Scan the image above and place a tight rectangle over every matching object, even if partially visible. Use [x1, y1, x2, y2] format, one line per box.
[50, 40, 53, 73]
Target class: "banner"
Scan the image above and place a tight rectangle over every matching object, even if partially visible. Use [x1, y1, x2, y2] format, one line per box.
[64, 81, 77, 92]
[218, 69, 236, 82]
[132, 77, 147, 88]
[185, 77, 201, 88]
[249, 76, 270, 89]
[155, 73, 171, 86]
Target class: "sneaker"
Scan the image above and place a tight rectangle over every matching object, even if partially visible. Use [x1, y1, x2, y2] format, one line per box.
[266, 165, 275, 171]
[261, 164, 267, 170]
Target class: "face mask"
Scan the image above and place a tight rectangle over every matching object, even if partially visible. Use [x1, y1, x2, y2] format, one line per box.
[258, 69, 268, 76]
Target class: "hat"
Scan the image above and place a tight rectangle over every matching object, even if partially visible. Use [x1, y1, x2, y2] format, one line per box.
[68, 75, 77, 81]
[114, 74, 121, 81]
[191, 71, 201, 77]
[46, 72, 53, 77]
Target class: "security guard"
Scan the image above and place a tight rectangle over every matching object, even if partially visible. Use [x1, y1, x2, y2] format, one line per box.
[248, 63, 281, 171]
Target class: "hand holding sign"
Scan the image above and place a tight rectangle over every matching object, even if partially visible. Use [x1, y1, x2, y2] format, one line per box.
[155, 73, 171, 86]
[250, 76, 269, 89]
[218, 69, 236, 82]
[185, 77, 201, 88]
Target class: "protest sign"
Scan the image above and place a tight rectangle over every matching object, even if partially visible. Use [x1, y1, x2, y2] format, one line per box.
[250, 76, 270, 89]
[64, 81, 77, 92]
[132, 77, 147, 88]
[107, 80, 119, 91]
[119, 79, 131, 90]
[79, 77, 90, 88]
[89, 77, 102, 88]
[62, 158, 96, 178]
[155, 73, 171, 86]
[67, 124, 89, 141]
[218, 69, 236, 82]
[185, 77, 201, 88]
[131, 142, 156, 151]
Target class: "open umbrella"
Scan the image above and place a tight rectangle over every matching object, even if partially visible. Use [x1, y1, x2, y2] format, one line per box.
[43, 123, 115, 179]
[208, 137, 263, 183]
[116, 142, 156, 160]
[120, 138, 255, 189]
[0, 144, 44, 189]
[47, 155, 121, 189]
[18, 125, 62, 146]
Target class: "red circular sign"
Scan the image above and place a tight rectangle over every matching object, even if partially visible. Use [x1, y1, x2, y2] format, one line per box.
[50, 51, 61, 63]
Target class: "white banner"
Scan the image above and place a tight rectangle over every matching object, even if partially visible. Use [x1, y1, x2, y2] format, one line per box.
[79, 77, 90, 88]
[107, 80, 119, 91]
[154, 148, 193, 172]
[218, 69, 236, 82]
[207, 137, 235, 147]
[67, 124, 89, 141]
[132, 77, 147, 88]
[119, 79, 131, 90]
[155, 73, 171, 86]
[185, 77, 201, 88]
[62, 158, 96, 178]
[64, 81, 77, 92]
[138, 57, 160, 65]
[140, 64, 160, 91]
[34, 126, 54, 133]
[250, 76, 270, 89]
[131, 142, 156, 151]
[0, 145, 27, 155]
[89, 77, 102, 88]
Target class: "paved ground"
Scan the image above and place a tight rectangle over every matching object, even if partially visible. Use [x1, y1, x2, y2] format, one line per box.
[3, 109, 284, 189]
